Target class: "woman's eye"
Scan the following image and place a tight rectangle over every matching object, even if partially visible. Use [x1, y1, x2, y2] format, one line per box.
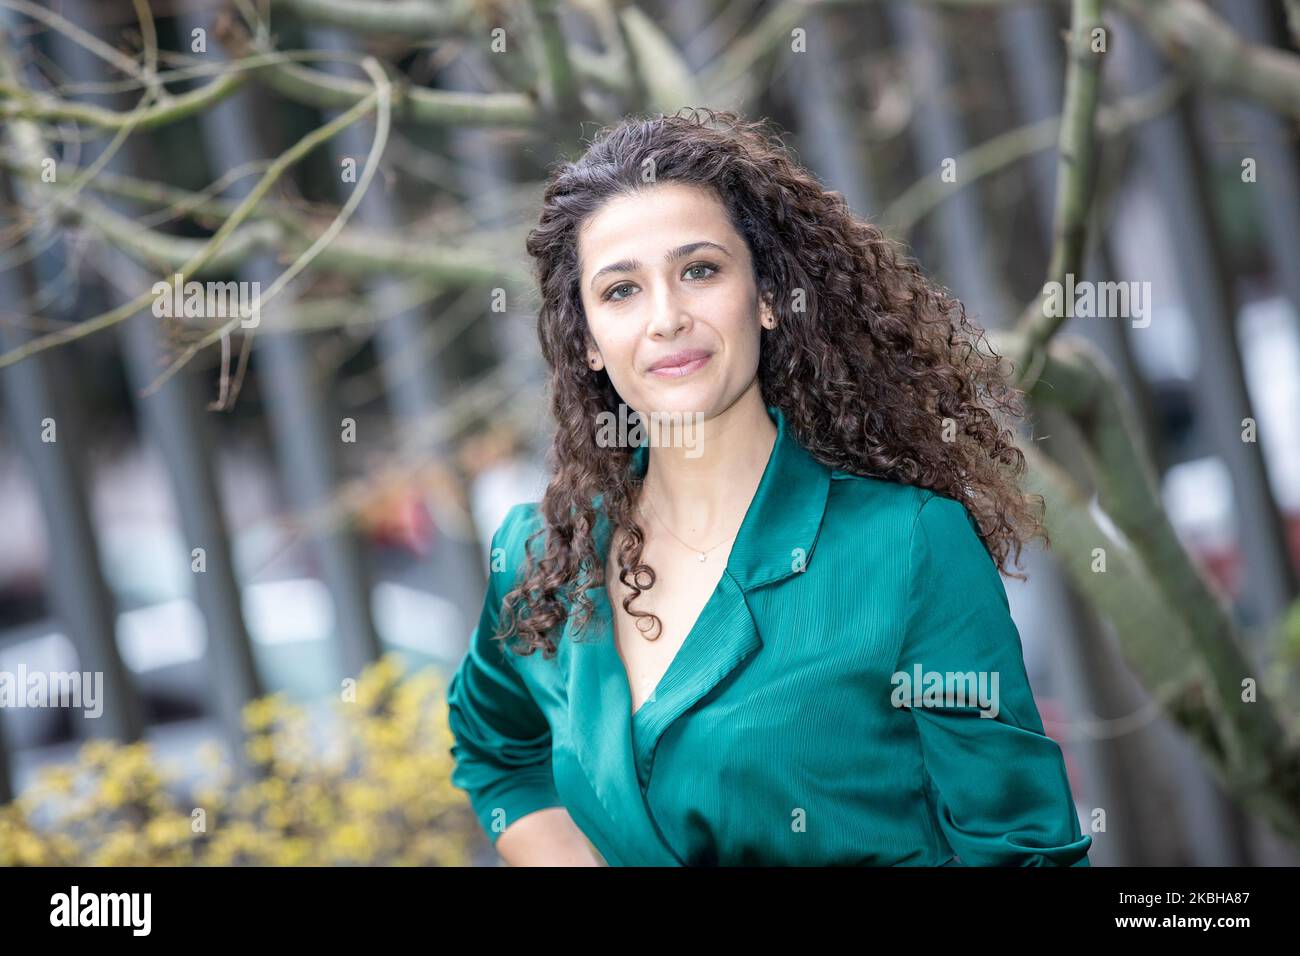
[605, 282, 635, 301]
[684, 263, 717, 281]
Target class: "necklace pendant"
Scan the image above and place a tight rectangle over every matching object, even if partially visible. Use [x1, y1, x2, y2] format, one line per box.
[697, 552, 707, 562]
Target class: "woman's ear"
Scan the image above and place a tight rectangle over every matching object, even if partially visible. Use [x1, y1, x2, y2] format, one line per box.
[586, 347, 605, 371]
[759, 294, 777, 330]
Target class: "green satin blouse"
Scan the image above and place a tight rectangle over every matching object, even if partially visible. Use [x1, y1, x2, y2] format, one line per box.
[445, 404, 1093, 866]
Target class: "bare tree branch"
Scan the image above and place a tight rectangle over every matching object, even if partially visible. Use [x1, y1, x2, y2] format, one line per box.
[248, 53, 540, 126]
[0, 58, 387, 370]
[1012, 335, 1300, 840]
[1019, 440, 1203, 701]
[702, 0, 807, 97]
[0, 152, 528, 285]
[534, 0, 581, 117]
[883, 73, 1187, 237]
[1012, 0, 1103, 385]
[271, 0, 478, 36]
[0, 0, 151, 86]
[0, 71, 248, 131]
[1112, 0, 1300, 122]
[619, 5, 700, 111]
[0, 152, 290, 228]
[69, 190, 525, 285]
[143, 56, 396, 395]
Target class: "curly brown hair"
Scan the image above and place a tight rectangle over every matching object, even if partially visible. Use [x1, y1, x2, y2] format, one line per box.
[497, 107, 1043, 658]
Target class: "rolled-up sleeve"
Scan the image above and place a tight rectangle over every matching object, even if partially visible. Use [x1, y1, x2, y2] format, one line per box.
[446, 505, 562, 845]
[896, 493, 1092, 867]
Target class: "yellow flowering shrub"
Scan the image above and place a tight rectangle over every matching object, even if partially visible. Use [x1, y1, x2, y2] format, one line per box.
[0, 654, 483, 865]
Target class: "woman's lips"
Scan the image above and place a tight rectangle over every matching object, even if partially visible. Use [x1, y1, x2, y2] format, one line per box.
[647, 350, 712, 378]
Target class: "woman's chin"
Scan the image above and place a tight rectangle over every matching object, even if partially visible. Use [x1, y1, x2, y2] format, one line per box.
[635, 390, 713, 419]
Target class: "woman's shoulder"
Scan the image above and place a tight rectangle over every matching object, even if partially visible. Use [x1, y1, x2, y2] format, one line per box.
[824, 470, 987, 565]
[825, 469, 935, 533]
[492, 500, 544, 544]
[486, 501, 545, 591]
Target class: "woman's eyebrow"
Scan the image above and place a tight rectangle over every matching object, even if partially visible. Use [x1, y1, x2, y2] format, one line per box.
[665, 240, 729, 262]
[589, 240, 731, 293]
[589, 258, 638, 292]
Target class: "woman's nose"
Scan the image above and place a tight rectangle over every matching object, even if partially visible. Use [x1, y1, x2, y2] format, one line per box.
[646, 282, 691, 338]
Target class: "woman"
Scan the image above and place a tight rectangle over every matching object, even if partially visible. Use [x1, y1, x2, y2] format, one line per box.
[446, 108, 1092, 867]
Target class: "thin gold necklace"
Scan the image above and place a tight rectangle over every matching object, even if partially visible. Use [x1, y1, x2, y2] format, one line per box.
[638, 488, 740, 563]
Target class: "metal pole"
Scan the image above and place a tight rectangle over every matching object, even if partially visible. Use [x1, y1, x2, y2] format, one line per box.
[0, 198, 143, 748]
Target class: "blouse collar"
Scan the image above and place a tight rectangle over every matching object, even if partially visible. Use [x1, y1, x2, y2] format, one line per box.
[593, 403, 832, 593]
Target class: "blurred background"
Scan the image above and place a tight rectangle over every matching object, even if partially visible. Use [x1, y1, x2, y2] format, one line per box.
[1, 0, 1298, 866]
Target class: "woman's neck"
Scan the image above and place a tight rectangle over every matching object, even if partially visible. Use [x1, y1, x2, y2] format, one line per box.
[637, 385, 777, 542]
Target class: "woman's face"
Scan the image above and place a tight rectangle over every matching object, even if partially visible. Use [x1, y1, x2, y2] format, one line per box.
[576, 181, 773, 419]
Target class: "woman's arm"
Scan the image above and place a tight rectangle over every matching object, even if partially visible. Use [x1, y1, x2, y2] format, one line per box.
[495, 807, 606, 866]
[895, 493, 1093, 866]
[446, 505, 600, 865]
